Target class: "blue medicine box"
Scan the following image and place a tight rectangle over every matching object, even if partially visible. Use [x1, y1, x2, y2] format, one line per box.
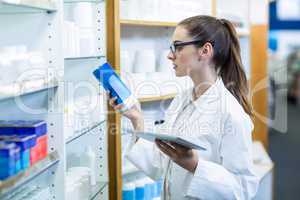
[93, 62, 132, 105]
[0, 135, 36, 170]
[0, 142, 20, 180]
[0, 120, 47, 136]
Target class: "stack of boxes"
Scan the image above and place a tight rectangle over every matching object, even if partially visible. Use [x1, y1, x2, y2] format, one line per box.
[0, 120, 48, 180]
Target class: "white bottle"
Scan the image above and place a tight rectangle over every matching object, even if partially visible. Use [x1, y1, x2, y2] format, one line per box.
[81, 147, 96, 186]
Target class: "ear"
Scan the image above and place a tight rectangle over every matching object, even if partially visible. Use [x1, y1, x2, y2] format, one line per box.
[198, 42, 214, 59]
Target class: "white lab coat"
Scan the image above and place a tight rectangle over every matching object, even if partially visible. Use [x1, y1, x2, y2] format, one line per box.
[126, 77, 259, 200]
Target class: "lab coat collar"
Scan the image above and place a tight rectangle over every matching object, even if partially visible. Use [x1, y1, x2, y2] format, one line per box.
[170, 77, 226, 136]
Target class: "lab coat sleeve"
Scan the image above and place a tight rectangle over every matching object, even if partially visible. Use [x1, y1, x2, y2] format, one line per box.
[186, 114, 259, 200]
[125, 94, 183, 181]
[125, 124, 168, 181]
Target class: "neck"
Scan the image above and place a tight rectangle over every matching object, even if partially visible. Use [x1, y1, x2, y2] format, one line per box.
[190, 67, 218, 100]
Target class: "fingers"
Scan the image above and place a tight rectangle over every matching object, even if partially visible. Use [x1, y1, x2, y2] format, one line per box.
[109, 96, 117, 107]
[155, 139, 177, 159]
[107, 93, 126, 111]
[170, 142, 190, 152]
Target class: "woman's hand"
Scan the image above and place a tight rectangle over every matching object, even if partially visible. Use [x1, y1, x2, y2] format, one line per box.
[155, 139, 199, 173]
[107, 94, 144, 131]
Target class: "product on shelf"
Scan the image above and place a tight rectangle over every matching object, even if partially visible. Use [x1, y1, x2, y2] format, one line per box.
[66, 167, 92, 200]
[157, 50, 173, 74]
[0, 142, 21, 180]
[122, 182, 136, 200]
[80, 146, 96, 186]
[63, 2, 98, 58]
[121, 50, 135, 73]
[72, 3, 94, 28]
[122, 178, 163, 200]
[0, 45, 47, 86]
[135, 179, 145, 200]
[0, 134, 36, 170]
[134, 50, 156, 73]
[120, 0, 211, 22]
[0, 120, 48, 166]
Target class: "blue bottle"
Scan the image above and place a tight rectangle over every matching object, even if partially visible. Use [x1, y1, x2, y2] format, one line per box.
[122, 183, 135, 200]
[93, 62, 137, 112]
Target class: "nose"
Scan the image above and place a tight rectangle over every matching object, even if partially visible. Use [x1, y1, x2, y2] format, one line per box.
[167, 51, 175, 60]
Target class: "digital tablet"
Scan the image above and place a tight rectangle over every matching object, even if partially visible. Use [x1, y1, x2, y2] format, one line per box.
[125, 129, 206, 151]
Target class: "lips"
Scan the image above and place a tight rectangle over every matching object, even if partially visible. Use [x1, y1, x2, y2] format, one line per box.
[173, 64, 177, 69]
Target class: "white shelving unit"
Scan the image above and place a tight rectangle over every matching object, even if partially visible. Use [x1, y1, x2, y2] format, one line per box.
[0, 0, 109, 199]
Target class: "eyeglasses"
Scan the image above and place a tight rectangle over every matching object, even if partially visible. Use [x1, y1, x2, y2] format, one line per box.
[169, 39, 214, 55]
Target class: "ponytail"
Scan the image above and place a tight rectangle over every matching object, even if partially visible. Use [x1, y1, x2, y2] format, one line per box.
[218, 19, 252, 116]
[179, 16, 252, 116]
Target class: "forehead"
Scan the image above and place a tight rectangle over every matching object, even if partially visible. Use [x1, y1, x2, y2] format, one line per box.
[171, 26, 191, 42]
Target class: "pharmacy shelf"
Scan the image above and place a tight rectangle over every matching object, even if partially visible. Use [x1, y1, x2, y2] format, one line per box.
[0, 151, 59, 197]
[120, 19, 177, 27]
[120, 20, 249, 37]
[0, 78, 58, 102]
[90, 181, 108, 200]
[0, 0, 57, 14]
[64, 55, 105, 61]
[66, 120, 106, 144]
[138, 93, 177, 103]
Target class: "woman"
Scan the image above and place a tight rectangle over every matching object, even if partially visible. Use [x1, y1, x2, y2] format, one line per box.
[110, 15, 258, 200]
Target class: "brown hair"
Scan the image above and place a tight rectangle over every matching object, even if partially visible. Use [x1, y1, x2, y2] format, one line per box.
[178, 15, 252, 116]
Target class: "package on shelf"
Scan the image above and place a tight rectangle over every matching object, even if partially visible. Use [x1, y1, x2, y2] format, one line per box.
[66, 166, 93, 200]
[80, 147, 97, 186]
[0, 142, 21, 180]
[72, 2, 94, 28]
[120, 49, 135, 74]
[137, 0, 159, 21]
[123, 182, 136, 200]
[120, 0, 141, 20]
[79, 28, 97, 57]
[0, 45, 48, 85]
[63, 2, 97, 58]
[123, 178, 163, 200]
[162, 0, 209, 22]
[132, 73, 162, 98]
[0, 120, 48, 164]
[120, 0, 211, 22]
[63, 21, 97, 58]
[133, 49, 156, 73]
[0, 134, 36, 170]
[120, 0, 130, 19]
[157, 49, 174, 74]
